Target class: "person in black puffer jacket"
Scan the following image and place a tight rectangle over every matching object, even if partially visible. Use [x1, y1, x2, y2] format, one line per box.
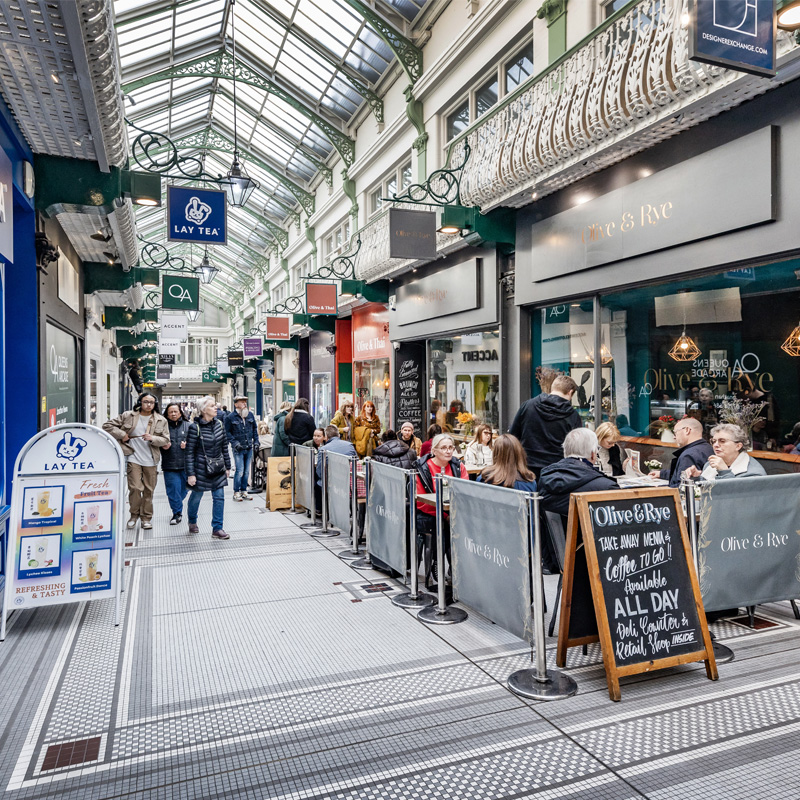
[372, 430, 417, 470]
[161, 403, 191, 526]
[283, 398, 317, 447]
[185, 395, 232, 540]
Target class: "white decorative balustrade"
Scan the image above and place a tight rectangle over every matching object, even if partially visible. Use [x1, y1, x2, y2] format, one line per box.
[454, 0, 800, 211]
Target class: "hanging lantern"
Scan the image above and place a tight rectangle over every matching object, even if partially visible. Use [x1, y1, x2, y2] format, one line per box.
[224, 154, 259, 208]
[669, 331, 702, 361]
[587, 343, 613, 365]
[194, 248, 219, 284]
[780, 322, 800, 356]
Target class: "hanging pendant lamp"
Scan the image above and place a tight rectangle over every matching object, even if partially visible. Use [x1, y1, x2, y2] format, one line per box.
[194, 247, 219, 285]
[224, 0, 259, 208]
[781, 321, 800, 356]
[669, 291, 702, 362]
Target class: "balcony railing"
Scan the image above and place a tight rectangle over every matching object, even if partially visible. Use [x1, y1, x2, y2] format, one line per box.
[449, 0, 800, 211]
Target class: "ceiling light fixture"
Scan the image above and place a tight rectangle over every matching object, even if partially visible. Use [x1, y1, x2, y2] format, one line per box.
[780, 321, 800, 356]
[778, 0, 800, 29]
[223, 0, 260, 208]
[91, 230, 112, 242]
[669, 292, 702, 362]
[187, 308, 201, 322]
[194, 247, 219, 284]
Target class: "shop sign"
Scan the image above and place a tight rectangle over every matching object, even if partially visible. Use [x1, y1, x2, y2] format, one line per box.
[217, 359, 228, 374]
[526, 127, 775, 283]
[0, 146, 13, 261]
[395, 259, 480, 326]
[689, 0, 775, 77]
[162, 274, 200, 311]
[462, 349, 498, 362]
[353, 306, 391, 360]
[167, 185, 227, 245]
[243, 337, 263, 358]
[160, 312, 188, 341]
[158, 339, 181, 355]
[45, 323, 78, 428]
[1, 424, 125, 639]
[306, 282, 338, 315]
[544, 305, 570, 324]
[388, 208, 436, 260]
[395, 342, 426, 435]
[228, 350, 243, 367]
[158, 353, 176, 365]
[266, 315, 291, 340]
[282, 381, 296, 403]
[156, 365, 172, 380]
[309, 331, 335, 372]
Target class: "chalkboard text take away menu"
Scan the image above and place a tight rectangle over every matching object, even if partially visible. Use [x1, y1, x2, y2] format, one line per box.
[556, 487, 718, 701]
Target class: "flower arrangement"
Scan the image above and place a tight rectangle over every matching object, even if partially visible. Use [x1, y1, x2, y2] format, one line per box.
[652, 415, 676, 435]
[716, 398, 768, 446]
[644, 459, 662, 470]
[457, 411, 476, 437]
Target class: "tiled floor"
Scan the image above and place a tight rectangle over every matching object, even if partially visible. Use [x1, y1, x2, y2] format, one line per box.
[1, 482, 799, 799]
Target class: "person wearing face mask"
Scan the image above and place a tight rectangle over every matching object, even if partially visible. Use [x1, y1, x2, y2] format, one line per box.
[685, 423, 766, 482]
[103, 393, 169, 530]
[224, 396, 258, 501]
[161, 403, 191, 525]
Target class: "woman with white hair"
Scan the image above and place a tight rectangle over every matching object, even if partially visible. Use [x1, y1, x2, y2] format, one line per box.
[685, 423, 766, 482]
[185, 395, 232, 540]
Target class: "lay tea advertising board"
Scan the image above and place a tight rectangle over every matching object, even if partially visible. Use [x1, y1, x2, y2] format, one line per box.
[1, 424, 125, 640]
[557, 487, 717, 701]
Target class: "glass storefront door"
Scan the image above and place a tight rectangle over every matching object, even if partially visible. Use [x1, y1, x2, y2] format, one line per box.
[353, 358, 390, 431]
[311, 372, 332, 427]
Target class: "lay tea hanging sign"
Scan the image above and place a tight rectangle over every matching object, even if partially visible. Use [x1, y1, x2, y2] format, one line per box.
[556, 487, 717, 701]
[306, 282, 338, 315]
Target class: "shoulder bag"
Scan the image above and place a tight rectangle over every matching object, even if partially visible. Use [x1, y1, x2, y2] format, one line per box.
[196, 422, 226, 476]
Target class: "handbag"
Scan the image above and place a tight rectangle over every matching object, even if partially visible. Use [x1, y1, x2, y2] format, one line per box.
[196, 422, 225, 477]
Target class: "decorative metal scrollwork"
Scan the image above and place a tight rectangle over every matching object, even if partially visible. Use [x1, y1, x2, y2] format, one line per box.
[272, 295, 305, 315]
[139, 238, 189, 272]
[144, 291, 161, 309]
[129, 120, 221, 183]
[316, 237, 361, 280]
[388, 143, 470, 207]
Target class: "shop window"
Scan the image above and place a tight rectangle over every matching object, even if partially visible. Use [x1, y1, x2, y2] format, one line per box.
[368, 162, 413, 217]
[354, 360, 391, 431]
[429, 331, 500, 444]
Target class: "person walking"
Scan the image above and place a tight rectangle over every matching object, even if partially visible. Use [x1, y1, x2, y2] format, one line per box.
[271, 401, 293, 456]
[225, 395, 257, 502]
[283, 398, 317, 447]
[185, 395, 232, 540]
[103, 392, 169, 530]
[509, 373, 582, 475]
[161, 403, 191, 525]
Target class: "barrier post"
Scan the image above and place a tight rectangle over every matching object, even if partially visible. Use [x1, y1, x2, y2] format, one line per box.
[299, 451, 325, 532]
[392, 470, 434, 609]
[338, 457, 362, 561]
[308, 450, 339, 538]
[682, 478, 734, 664]
[418, 473, 467, 624]
[507, 493, 578, 699]
[290, 444, 296, 512]
[351, 458, 374, 569]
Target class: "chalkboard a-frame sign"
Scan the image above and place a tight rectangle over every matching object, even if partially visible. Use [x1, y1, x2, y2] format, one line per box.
[556, 488, 718, 701]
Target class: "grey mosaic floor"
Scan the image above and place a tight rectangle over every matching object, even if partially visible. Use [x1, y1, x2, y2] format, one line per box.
[1, 479, 799, 799]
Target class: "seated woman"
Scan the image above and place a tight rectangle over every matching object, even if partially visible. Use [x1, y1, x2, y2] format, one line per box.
[463, 424, 494, 467]
[594, 422, 627, 477]
[372, 430, 417, 469]
[257, 419, 273, 452]
[302, 428, 326, 451]
[419, 423, 442, 457]
[477, 434, 535, 491]
[685, 423, 767, 482]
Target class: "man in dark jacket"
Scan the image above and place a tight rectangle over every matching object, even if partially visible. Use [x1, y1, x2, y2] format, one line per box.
[510, 374, 583, 476]
[649, 417, 713, 487]
[372, 430, 417, 470]
[225, 396, 258, 502]
[539, 428, 618, 519]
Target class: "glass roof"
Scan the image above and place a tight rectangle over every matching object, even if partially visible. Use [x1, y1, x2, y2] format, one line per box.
[114, 0, 430, 294]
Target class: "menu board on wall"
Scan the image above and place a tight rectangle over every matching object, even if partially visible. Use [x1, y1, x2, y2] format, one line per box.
[557, 488, 717, 701]
[395, 342, 426, 436]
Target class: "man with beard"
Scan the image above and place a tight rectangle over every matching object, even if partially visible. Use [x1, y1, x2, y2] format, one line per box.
[224, 396, 258, 501]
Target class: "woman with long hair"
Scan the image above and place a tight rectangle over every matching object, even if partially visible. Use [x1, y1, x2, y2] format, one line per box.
[283, 398, 317, 446]
[463, 424, 494, 467]
[477, 434, 536, 491]
[330, 400, 356, 441]
[352, 400, 381, 458]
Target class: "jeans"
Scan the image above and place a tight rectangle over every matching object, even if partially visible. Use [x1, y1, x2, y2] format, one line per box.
[232, 447, 253, 493]
[187, 487, 225, 531]
[163, 470, 188, 515]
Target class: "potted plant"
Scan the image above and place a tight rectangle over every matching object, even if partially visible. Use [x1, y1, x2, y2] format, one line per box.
[652, 415, 677, 442]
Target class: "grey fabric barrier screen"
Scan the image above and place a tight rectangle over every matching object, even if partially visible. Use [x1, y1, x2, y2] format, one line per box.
[294, 445, 313, 511]
[449, 478, 532, 642]
[366, 460, 408, 575]
[697, 473, 800, 612]
[326, 451, 352, 533]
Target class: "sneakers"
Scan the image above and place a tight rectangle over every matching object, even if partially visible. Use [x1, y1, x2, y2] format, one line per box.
[241, 493, 253, 501]
[233, 492, 243, 502]
[169, 513, 181, 526]
[212, 529, 230, 540]
[188, 523, 199, 534]
[142, 521, 153, 530]
[126, 518, 137, 528]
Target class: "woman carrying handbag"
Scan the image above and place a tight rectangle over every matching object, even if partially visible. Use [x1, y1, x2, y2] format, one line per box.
[185, 395, 232, 540]
[352, 400, 381, 458]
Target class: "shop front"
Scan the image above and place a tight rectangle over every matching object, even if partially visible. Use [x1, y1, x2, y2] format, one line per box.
[517, 87, 800, 474]
[390, 247, 502, 443]
[308, 330, 335, 427]
[352, 304, 391, 429]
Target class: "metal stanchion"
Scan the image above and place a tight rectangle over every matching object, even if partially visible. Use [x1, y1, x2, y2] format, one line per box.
[308, 450, 339, 538]
[290, 444, 296, 512]
[299, 451, 325, 533]
[338, 457, 362, 561]
[418, 474, 467, 624]
[683, 478, 734, 664]
[393, 469, 434, 609]
[351, 459, 374, 570]
[507, 494, 578, 700]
